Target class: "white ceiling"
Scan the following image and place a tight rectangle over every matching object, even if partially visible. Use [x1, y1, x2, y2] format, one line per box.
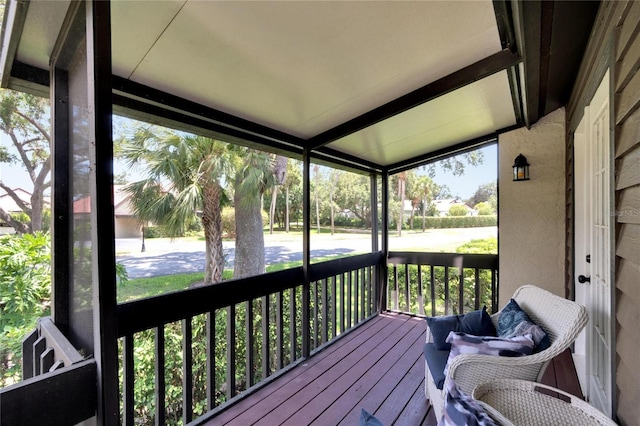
[10, 0, 516, 168]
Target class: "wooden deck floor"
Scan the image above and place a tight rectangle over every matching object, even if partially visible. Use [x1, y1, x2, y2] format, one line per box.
[198, 312, 582, 426]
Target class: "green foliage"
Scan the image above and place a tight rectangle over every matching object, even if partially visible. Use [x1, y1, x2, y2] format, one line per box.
[121, 290, 307, 425]
[388, 237, 497, 317]
[0, 233, 51, 386]
[410, 215, 497, 229]
[144, 226, 171, 239]
[455, 237, 498, 254]
[447, 204, 469, 216]
[9, 211, 30, 225]
[0, 233, 130, 385]
[468, 181, 497, 207]
[474, 201, 495, 216]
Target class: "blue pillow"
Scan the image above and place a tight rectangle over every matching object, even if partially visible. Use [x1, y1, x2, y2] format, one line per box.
[497, 299, 552, 353]
[438, 378, 497, 426]
[360, 408, 383, 426]
[426, 306, 496, 350]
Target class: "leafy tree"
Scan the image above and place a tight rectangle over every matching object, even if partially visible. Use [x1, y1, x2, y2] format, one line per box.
[333, 170, 371, 228]
[396, 172, 406, 236]
[468, 181, 497, 208]
[425, 150, 484, 177]
[328, 169, 338, 235]
[118, 127, 231, 284]
[404, 171, 428, 230]
[448, 204, 468, 216]
[312, 164, 322, 233]
[408, 175, 434, 231]
[431, 182, 453, 199]
[0, 90, 51, 233]
[282, 160, 302, 231]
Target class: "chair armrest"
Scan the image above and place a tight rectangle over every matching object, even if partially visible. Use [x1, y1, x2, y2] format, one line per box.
[447, 353, 546, 395]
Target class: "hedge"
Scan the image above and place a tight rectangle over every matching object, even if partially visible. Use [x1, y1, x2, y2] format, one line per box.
[411, 215, 497, 229]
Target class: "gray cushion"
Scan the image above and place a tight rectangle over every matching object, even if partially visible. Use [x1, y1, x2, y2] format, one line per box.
[426, 306, 496, 351]
[424, 342, 449, 390]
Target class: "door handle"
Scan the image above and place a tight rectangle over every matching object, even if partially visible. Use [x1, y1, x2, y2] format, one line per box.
[578, 275, 590, 284]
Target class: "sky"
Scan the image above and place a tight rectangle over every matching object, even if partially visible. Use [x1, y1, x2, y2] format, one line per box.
[427, 143, 497, 200]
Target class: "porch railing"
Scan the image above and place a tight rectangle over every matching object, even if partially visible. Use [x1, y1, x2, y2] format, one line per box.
[116, 252, 383, 425]
[387, 252, 499, 317]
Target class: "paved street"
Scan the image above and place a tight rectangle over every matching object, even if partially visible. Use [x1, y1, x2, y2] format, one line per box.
[116, 227, 496, 279]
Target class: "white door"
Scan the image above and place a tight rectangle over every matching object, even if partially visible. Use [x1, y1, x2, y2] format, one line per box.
[575, 70, 614, 417]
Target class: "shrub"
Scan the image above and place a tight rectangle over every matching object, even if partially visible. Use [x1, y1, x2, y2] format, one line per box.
[143, 226, 170, 239]
[448, 204, 468, 216]
[456, 237, 498, 254]
[412, 215, 497, 229]
[474, 202, 495, 216]
[0, 232, 51, 386]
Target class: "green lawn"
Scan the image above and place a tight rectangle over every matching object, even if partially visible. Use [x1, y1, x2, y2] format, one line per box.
[117, 256, 343, 303]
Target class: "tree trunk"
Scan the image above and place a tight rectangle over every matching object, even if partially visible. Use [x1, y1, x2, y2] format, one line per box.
[201, 184, 225, 284]
[329, 183, 335, 236]
[30, 192, 43, 232]
[397, 175, 405, 237]
[315, 189, 320, 234]
[269, 186, 278, 234]
[270, 155, 287, 235]
[285, 187, 290, 233]
[234, 183, 265, 279]
[0, 208, 29, 234]
[422, 201, 426, 232]
[409, 206, 415, 230]
[314, 165, 321, 234]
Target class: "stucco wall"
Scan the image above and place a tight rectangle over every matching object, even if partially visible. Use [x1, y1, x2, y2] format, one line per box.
[498, 107, 566, 306]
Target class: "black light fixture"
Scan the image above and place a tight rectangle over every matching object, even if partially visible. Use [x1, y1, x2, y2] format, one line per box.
[513, 153, 530, 181]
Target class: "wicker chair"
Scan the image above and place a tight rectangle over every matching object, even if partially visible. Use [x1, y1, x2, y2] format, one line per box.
[472, 379, 616, 426]
[424, 285, 588, 420]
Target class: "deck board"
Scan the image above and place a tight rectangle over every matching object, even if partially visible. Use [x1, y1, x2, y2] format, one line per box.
[198, 312, 583, 426]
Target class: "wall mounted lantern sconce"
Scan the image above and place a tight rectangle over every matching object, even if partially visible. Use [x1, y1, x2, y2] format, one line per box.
[513, 153, 530, 181]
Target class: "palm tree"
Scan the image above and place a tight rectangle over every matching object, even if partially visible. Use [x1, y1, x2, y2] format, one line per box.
[414, 175, 434, 232]
[313, 164, 321, 234]
[232, 147, 275, 279]
[118, 127, 231, 285]
[269, 155, 288, 234]
[396, 172, 406, 236]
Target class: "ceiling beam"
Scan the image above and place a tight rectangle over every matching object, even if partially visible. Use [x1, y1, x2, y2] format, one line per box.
[0, 0, 29, 88]
[112, 77, 306, 149]
[312, 146, 383, 174]
[113, 93, 304, 159]
[493, 0, 524, 126]
[307, 48, 521, 150]
[386, 123, 521, 175]
[5, 61, 49, 98]
[511, 0, 542, 128]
